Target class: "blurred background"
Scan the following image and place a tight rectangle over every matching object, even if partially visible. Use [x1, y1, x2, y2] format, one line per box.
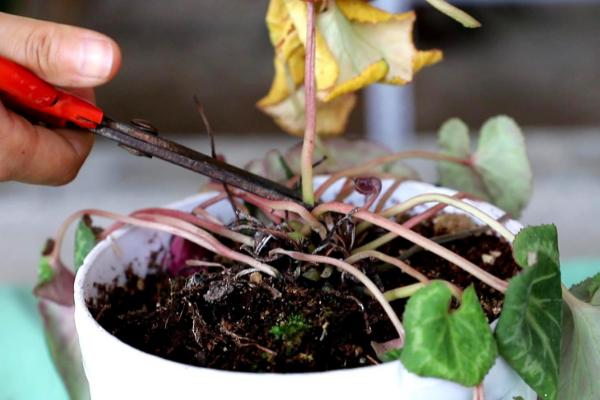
[0, 0, 599, 284]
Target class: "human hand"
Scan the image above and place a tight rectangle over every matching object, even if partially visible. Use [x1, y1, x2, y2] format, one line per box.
[0, 12, 121, 185]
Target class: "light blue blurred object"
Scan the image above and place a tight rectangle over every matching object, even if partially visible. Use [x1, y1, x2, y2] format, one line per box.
[365, 0, 416, 151]
[560, 258, 600, 287]
[0, 260, 598, 399]
[0, 286, 67, 400]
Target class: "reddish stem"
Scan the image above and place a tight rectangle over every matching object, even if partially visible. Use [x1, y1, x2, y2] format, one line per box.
[300, 0, 318, 205]
[202, 183, 285, 224]
[313, 202, 508, 292]
[375, 180, 403, 213]
[50, 208, 280, 278]
[196, 192, 229, 210]
[229, 189, 327, 238]
[473, 384, 485, 400]
[132, 208, 254, 246]
[345, 250, 430, 283]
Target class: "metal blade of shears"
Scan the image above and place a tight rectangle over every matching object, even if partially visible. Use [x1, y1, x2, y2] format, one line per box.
[93, 118, 305, 205]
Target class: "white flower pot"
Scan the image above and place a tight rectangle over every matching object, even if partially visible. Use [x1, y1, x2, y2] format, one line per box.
[74, 179, 536, 400]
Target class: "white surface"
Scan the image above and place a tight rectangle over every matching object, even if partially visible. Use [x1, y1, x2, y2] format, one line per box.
[74, 179, 535, 400]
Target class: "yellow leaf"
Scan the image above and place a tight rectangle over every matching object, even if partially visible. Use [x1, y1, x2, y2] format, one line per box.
[323, 60, 388, 101]
[259, 88, 357, 137]
[413, 50, 444, 73]
[283, 0, 339, 91]
[259, 0, 442, 137]
[258, 49, 305, 107]
[265, 0, 303, 60]
[336, 0, 410, 23]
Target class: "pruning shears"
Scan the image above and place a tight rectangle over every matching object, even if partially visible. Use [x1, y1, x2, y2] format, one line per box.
[0, 55, 303, 204]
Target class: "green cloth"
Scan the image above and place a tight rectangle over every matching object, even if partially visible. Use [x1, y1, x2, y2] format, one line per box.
[1, 259, 599, 400]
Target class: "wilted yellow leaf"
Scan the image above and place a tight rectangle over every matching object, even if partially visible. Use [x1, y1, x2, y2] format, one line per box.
[258, 50, 305, 107]
[258, 0, 442, 136]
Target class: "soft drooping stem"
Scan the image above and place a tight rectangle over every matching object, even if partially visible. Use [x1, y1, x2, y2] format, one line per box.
[132, 208, 254, 247]
[379, 194, 514, 242]
[300, 0, 318, 206]
[234, 191, 327, 238]
[50, 209, 280, 278]
[133, 212, 280, 277]
[384, 281, 462, 302]
[345, 250, 429, 283]
[374, 180, 402, 213]
[358, 192, 468, 234]
[313, 202, 508, 292]
[354, 193, 514, 253]
[272, 249, 405, 341]
[196, 192, 229, 210]
[384, 283, 426, 301]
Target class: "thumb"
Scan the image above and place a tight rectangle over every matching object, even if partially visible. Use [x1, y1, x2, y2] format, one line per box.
[0, 12, 121, 87]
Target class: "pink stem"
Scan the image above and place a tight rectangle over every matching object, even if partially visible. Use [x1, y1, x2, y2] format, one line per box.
[473, 384, 485, 400]
[133, 213, 279, 277]
[334, 178, 354, 202]
[193, 189, 250, 216]
[375, 180, 402, 213]
[229, 191, 285, 225]
[196, 192, 228, 210]
[50, 209, 92, 266]
[403, 193, 469, 230]
[300, 0, 318, 206]
[191, 206, 225, 225]
[51, 208, 279, 278]
[345, 250, 430, 283]
[313, 202, 508, 292]
[132, 208, 254, 246]
[232, 190, 327, 238]
[201, 183, 286, 224]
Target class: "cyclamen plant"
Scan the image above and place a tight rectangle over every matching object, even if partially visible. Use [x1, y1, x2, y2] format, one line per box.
[34, 1, 600, 400]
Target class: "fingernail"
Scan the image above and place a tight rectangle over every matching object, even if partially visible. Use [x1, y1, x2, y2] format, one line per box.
[79, 39, 113, 79]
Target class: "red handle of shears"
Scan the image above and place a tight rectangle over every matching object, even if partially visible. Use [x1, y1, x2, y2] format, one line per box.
[0, 55, 104, 129]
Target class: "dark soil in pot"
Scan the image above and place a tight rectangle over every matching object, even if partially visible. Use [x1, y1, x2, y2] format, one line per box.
[88, 214, 519, 373]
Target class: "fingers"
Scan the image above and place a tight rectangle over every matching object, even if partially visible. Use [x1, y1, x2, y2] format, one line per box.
[0, 100, 94, 185]
[0, 12, 121, 87]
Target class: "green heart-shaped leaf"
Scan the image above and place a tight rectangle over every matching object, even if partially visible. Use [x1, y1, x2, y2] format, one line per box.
[496, 225, 562, 400]
[512, 224, 560, 267]
[400, 282, 497, 386]
[74, 216, 97, 271]
[437, 116, 532, 218]
[475, 116, 532, 218]
[437, 118, 488, 199]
